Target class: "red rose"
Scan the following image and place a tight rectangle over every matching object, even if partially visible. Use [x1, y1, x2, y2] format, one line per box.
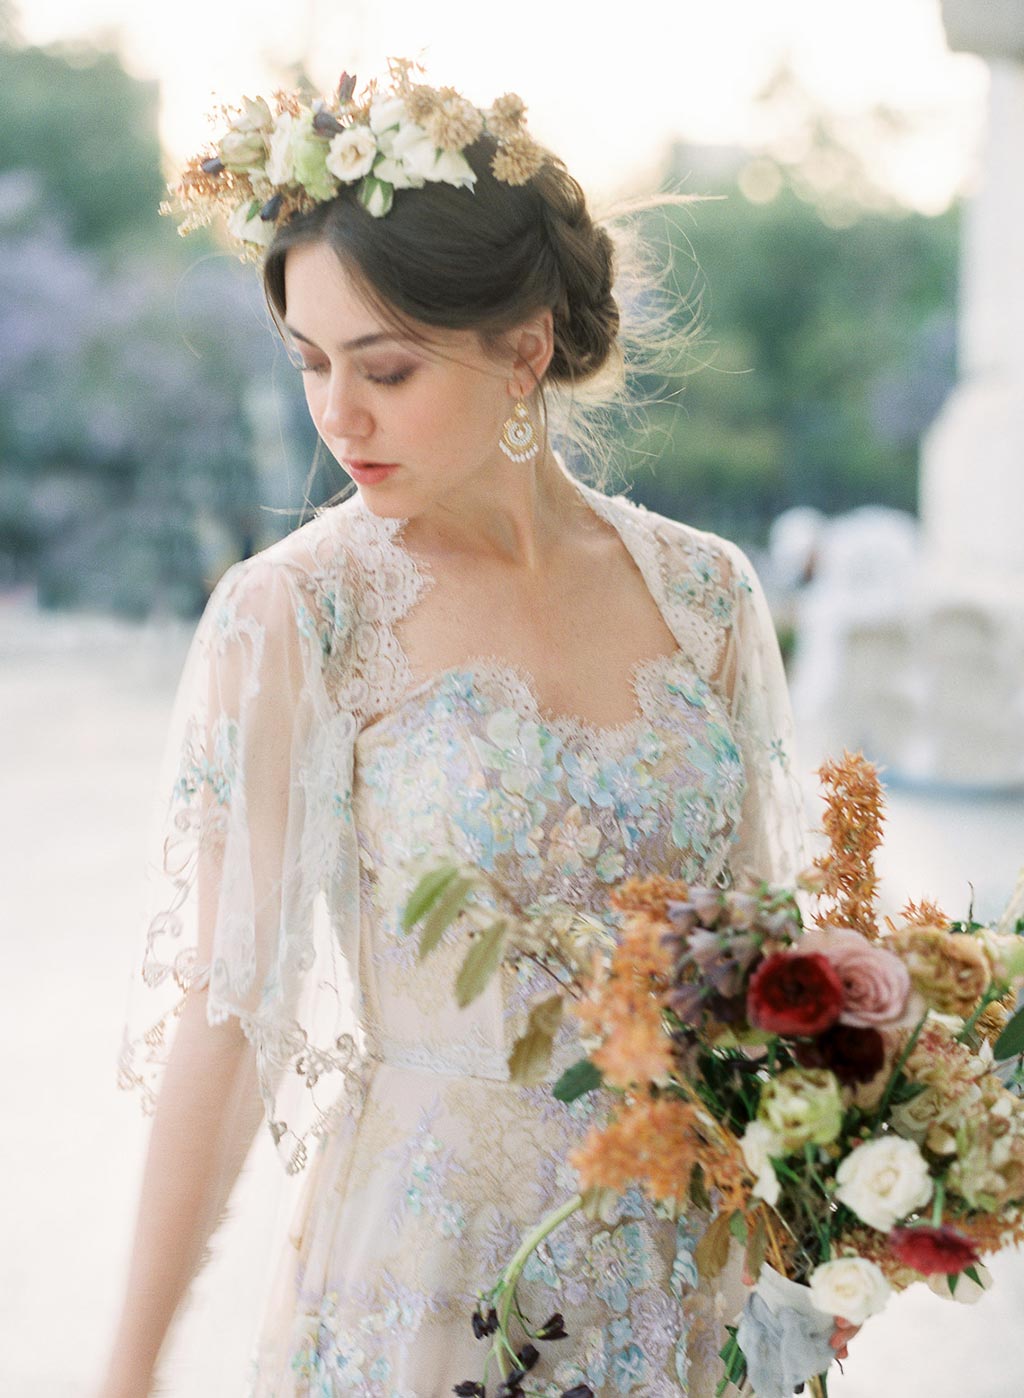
[747, 952, 844, 1037]
[889, 1226, 980, 1276]
[795, 1023, 887, 1085]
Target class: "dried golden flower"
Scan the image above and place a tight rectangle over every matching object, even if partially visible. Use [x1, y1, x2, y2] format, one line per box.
[811, 751, 886, 940]
[976, 994, 1016, 1045]
[272, 88, 302, 118]
[888, 925, 991, 1019]
[609, 874, 691, 919]
[405, 83, 439, 123]
[897, 898, 951, 931]
[491, 133, 545, 186]
[426, 88, 484, 152]
[487, 92, 528, 142]
[573, 907, 674, 1087]
[570, 1093, 746, 1210]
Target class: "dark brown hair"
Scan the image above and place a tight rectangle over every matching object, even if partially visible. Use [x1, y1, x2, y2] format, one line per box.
[262, 134, 620, 394]
[262, 132, 703, 498]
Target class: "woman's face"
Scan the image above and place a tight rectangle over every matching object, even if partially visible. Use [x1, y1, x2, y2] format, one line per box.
[282, 240, 533, 519]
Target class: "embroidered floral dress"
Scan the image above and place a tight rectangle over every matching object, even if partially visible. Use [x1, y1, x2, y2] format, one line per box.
[120, 470, 807, 1397]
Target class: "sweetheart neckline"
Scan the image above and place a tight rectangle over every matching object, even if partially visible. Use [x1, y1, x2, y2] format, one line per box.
[354, 646, 708, 749]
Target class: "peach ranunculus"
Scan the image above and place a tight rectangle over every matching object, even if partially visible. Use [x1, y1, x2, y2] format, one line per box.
[800, 926, 914, 1028]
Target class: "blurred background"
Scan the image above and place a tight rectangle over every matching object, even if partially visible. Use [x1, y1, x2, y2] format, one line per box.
[2, 0, 1023, 1394]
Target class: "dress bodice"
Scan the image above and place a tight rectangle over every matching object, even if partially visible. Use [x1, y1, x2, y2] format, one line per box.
[351, 647, 746, 1084]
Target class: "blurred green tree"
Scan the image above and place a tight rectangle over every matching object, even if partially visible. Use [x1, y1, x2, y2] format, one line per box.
[0, 39, 168, 254]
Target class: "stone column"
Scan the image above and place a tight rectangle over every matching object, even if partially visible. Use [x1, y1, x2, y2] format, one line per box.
[910, 1, 1024, 786]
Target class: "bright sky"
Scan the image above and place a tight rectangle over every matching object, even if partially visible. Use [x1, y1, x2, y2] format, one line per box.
[21, 0, 988, 213]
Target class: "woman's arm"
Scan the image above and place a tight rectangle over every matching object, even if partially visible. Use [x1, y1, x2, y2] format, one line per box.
[95, 991, 263, 1398]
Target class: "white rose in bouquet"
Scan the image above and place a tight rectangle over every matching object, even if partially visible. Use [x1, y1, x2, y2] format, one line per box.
[835, 1135, 933, 1231]
[809, 1257, 891, 1325]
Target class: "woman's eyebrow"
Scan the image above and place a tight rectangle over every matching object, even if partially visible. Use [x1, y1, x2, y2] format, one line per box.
[284, 325, 401, 352]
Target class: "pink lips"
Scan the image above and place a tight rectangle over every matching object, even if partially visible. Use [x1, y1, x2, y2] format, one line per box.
[345, 461, 400, 484]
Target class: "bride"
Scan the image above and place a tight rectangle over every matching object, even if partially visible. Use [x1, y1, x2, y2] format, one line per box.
[98, 60, 854, 1397]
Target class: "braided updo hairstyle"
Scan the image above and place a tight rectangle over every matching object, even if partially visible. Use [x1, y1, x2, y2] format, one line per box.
[262, 130, 692, 492]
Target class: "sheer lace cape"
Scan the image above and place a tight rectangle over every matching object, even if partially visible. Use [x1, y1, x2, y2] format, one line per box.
[118, 471, 809, 1178]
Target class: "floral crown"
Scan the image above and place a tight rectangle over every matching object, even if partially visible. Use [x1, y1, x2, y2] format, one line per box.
[160, 57, 547, 260]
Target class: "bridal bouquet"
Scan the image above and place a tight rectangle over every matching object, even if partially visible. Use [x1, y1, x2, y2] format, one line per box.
[403, 753, 1024, 1398]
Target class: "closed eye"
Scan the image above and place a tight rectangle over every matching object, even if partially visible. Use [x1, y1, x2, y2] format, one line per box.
[366, 367, 414, 387]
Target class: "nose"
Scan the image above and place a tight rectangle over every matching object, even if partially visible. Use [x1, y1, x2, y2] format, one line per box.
[318, 367, 373, 441]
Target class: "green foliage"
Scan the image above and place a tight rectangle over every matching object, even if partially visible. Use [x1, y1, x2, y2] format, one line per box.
[0, 40, 168, 254]
[624, 180, 958, 545]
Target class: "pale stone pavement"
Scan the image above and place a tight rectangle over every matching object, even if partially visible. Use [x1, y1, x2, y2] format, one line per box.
[3, 596, 1022, 1398]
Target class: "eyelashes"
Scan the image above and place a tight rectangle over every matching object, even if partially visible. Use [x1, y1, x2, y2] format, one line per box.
[291, 358, 413, 387]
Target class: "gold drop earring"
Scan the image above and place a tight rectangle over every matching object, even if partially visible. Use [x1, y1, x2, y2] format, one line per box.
[498, 397, 540, 463]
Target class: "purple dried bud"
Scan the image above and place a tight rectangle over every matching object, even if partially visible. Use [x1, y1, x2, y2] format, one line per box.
[723, 892, 759, 930]
[200, 157, 225, 175]
[313, 109, 346, 135]
[666, 900, 698, 932]
[259, 193, 284, 222]
[668, 982, 706, 1025]
[691, 886, 724, 927]
[338, 71, 357, 105]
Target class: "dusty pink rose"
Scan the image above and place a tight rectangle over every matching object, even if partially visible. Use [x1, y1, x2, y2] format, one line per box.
[799, 927, 912, 1028]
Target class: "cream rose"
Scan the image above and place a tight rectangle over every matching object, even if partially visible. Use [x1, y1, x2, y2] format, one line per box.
[266, 111, 298, 184]
[326, 127, 378, 182]
[834, 1135, 933, 1231]
[800, 927, 913, 1028]
[808, 1257, 891, 1325]
[740, 1121, 782, 1207]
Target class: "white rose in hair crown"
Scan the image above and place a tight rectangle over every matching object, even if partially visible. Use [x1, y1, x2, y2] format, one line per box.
[160, 58, 549, 259]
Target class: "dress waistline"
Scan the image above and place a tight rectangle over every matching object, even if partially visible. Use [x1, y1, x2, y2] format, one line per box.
[364, 1034, 511, 1082]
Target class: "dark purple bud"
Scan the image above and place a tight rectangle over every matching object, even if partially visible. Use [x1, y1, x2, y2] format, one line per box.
[471, 1305, 498, 1339]
[313, 109, 346, 135]
[517, 1343, 539, 1370]
[338, 71, 357, 104]
[453, 1384, 485, 1397]
[538, 1311, 568, 1340]
[259, 193, 284, 222]
[562, 1387, 596, 1398]
[200, 157, 225, 175]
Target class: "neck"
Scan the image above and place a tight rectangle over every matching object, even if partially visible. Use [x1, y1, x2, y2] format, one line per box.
[403, 448, 589, 572]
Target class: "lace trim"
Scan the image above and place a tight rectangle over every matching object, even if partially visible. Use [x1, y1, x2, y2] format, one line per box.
[341, 469, 730, 741]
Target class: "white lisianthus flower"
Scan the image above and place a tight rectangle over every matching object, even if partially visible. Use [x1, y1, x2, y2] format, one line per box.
[219, 129, 265, 170]
[372, 155, 424, 190]
[369, 96, 408, 134]
[266, 111, 298, 184]
[740, 1121, 782, 1207]
[834, 1136, 933, 1231]
[393, 123, 477, 189]
[326, 127, 378, 182]
[426, 147, 476, 189]
[927, 1263, 993, 1305]
[227, 201, 276, 248]
[230, 95, 273, 132]
[808, 1257, 891, 1325]
[359, 176, 394, 218]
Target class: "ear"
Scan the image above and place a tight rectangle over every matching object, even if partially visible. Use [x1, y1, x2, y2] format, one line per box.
[507, 308, 554, 398]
